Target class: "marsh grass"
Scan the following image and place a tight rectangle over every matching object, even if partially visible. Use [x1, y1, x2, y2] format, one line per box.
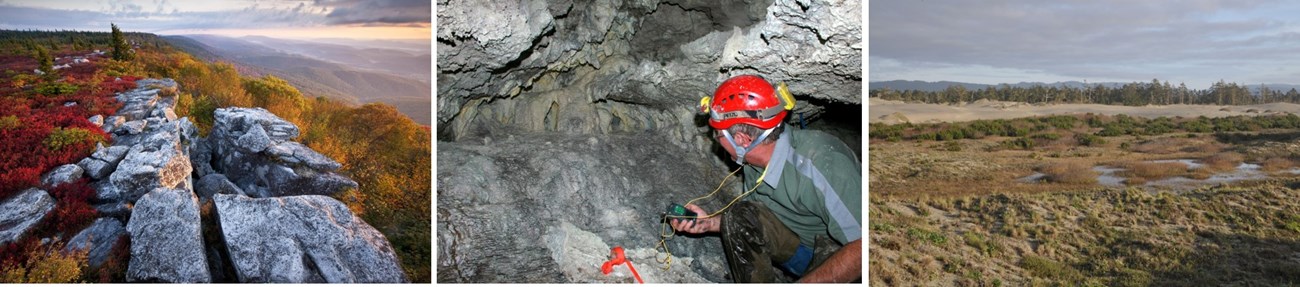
[1037, 162, 1098, 184]
[1202, 152, 1245, 172]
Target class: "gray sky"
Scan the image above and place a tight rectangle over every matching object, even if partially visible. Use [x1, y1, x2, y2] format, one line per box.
[0, 0, 430, 39]
[870, 0, 1300, 89]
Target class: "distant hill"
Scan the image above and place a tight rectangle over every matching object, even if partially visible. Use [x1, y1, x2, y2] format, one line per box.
[869, 80, 1127, 92]
[871, 80, 1300, 94]
[163, 35, 431, 125]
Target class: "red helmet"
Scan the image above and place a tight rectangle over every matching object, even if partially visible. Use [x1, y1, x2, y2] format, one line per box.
[704, 75, 792, 129]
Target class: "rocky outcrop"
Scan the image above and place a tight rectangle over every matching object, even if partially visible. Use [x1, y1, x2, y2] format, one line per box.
[37, 78, 402, 283]
[65, 217, 127, 268]
[205, 108, 356, 198]
[214, 194, 407, 283]
[126, 188, 210, 283]
[0, 188, 55, 244]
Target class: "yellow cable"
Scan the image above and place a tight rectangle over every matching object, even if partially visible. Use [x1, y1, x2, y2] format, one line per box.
[655, 166, 770, 270]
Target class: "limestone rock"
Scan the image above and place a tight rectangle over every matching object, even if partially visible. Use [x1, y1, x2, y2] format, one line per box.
[0, 188, 55, 244]
[42, 163, 84, 187]
[126, 188, 210, 283]
[65, 217, 127, 268]
[89, 114, 105, 127]
[214, 194, 407, 283]
[437, 134, 730, 282]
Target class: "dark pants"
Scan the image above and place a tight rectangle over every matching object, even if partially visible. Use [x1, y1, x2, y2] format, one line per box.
[720, 201, 839, 282]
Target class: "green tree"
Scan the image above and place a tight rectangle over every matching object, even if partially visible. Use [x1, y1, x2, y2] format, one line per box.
[110, 23, 133, 61]
[34, 46, 53, 73]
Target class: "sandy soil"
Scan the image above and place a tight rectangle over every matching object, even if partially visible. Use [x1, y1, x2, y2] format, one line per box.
[869, 98, 1300, 124]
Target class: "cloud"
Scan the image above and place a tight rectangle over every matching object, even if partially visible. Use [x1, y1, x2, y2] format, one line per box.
[870, 0, 1300, 86]
[314, 0, 430, 25]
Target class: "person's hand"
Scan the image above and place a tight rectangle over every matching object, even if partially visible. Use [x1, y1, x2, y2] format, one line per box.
[670, 204, 720, 234]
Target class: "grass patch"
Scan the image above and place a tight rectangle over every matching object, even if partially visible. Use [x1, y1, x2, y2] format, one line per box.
[1202, 152, 1245, 172]
[1116, 161, 1189, 181]
[1037, 162, 1098, 184]
[1019, 255, 1084, 283]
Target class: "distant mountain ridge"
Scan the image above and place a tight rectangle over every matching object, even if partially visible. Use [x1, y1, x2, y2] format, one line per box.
[871, 80, 1300, 94]
[162, 35, 431, 125]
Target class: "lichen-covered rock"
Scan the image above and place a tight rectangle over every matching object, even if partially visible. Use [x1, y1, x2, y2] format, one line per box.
[127, 188, 210, 283]
[65, 217, 127, 268]
[0, 188, 55, 244]
[206, 108, 354, 198]
[214, 194, 407, 283]
[105, 136, 192, 203]
[41, 163, 84, 187]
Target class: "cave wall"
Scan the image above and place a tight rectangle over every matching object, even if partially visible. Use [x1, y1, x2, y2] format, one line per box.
[437, 0, 861, 145]
[435, 0, 861, 283]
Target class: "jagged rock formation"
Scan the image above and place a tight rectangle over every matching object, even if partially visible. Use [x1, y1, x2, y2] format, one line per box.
[214, 194, 407, 283]
[437, 0, 861, 143]
[437, 0, 861, 283]
[3, 78, 409, 283]
[205, 108, 357, 198]
[0, 188, 55, 244]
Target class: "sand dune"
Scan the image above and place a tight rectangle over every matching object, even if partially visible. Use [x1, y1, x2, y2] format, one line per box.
[869, 98, 1300, 124]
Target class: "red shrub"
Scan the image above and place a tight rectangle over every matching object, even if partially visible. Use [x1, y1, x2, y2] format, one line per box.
[40, 178, 99, 236]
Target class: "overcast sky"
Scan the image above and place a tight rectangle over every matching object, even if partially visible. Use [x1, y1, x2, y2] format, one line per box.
[870, 0, 1300, 89]
[0, 0, 430, 39]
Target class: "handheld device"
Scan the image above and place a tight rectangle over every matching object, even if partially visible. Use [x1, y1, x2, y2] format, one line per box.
[666, 203, 698, 222]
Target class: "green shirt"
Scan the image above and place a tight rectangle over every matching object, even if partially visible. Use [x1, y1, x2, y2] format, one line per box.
[743, 128, 862, 247]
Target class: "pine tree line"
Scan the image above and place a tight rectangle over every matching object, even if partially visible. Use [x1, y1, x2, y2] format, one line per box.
[871, 79, 1300, 106]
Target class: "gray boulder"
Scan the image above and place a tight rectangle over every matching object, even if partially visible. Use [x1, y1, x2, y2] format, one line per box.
[0, 188, 55, 244]
[101, 116, 125, 133]
[126, 188, 210, 283]
[215, 194, 407, 283]
[235, 123, 272, 153]
[42, 163, 84, 187]
[89, 114, 105, 127]
[104, 132, 191, 203]
[80, 145, 131, 180]
[65, 217, 127, 268]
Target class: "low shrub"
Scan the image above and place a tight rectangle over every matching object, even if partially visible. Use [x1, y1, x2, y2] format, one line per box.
[42, 127, 104, 152]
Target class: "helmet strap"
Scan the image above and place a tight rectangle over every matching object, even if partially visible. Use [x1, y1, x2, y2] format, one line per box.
[720, 125, 777, 166]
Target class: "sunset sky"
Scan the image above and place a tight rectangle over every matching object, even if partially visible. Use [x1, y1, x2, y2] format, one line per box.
[871, 0, 1300, 89]
[0, 0, 430, 39]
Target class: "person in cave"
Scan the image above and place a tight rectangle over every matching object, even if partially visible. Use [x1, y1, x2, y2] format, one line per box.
[670, 74, 861, 283]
